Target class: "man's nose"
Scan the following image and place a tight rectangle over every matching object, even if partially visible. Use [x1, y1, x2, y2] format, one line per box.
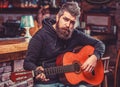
[66, 21, 70, 28]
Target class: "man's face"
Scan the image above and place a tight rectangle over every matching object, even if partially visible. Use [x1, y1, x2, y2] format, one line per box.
[55, 11, 76, 40]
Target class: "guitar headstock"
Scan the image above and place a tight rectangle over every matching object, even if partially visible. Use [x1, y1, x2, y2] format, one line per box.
[10, 70, 34, 82]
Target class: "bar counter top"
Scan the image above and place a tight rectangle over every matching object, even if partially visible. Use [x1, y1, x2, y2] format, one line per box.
[0, 41, 28, 54]
[0, 37, 29, 62]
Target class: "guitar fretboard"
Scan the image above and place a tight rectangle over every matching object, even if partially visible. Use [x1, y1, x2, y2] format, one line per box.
[35, 63, 80, 76]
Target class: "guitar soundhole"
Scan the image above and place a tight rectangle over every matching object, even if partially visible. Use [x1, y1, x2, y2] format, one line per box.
[92, 70, 95, 76]
[74, 63, 81, 73]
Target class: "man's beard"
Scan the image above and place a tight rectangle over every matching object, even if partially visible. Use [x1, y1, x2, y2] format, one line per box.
[55, 21, 73, 40]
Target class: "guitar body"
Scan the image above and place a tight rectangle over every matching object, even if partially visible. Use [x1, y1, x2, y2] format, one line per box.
[56, 45, 104, 85]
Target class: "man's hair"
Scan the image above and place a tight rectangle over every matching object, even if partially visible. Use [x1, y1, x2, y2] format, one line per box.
[58, 2, 80, 17]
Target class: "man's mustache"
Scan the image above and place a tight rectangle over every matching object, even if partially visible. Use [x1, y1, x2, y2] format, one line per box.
[62, 28, 70, 34]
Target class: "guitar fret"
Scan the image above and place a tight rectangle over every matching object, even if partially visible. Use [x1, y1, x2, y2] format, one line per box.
[44, 68, 49, 75]
[55, 67, 60, 74]
[60, 66, 64, 73]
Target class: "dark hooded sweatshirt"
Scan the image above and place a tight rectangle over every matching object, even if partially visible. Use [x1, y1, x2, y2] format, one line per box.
[23, 18, 105, 84]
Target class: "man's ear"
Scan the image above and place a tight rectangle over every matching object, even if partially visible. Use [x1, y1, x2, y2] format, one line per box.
[56, 14, 59, 21]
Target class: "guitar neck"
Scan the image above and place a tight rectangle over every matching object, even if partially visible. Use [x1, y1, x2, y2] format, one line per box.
[10, 63, 79, 82]
[35, 63, 80, 76]
[10, 70, 35, 82]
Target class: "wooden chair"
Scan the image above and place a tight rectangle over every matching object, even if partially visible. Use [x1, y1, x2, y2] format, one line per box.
[97, 56, 110, 87]
[114, 49, 120, 87]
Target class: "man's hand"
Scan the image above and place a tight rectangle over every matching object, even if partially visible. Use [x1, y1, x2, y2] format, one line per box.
[81, 55, 97, 72]
[35, 66, 49, 81]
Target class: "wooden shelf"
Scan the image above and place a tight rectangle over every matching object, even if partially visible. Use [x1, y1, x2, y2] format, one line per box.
[0, 37, 25, 45]
[0, 8, 38, 14]
[0, 7, 59, 14]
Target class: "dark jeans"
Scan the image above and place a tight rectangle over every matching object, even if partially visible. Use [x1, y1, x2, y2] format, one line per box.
[34, 82, 93, 87]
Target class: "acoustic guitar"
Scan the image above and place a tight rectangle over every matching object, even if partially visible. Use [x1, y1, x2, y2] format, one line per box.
[10, 45, 104, 85]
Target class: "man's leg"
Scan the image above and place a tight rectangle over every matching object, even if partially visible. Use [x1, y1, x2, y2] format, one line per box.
[34, 83, 57, 87]
[68, 82, 93, 87]
[34, 83, 65, 87]
[77, 83, 93, 87]
[78, 84, 93, 87]
[34, 82, 93, 87]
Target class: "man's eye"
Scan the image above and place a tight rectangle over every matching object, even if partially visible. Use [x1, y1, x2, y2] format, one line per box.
[71, 21, 75, 25]
[64, 18, 69, 21]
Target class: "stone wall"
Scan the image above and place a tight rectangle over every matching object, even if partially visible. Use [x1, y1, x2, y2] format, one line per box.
[0, 59, 33, 87]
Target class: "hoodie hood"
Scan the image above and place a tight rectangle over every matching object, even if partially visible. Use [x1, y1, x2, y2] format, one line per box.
[41, 18, 57, 35]
[42, 18, 56, 29]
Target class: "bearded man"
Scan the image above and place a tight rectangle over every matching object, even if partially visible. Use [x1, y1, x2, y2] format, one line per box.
[24, 1, 105, 87]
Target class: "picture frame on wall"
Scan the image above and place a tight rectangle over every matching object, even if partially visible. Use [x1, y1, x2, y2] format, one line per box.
[85, 13, 111, 33]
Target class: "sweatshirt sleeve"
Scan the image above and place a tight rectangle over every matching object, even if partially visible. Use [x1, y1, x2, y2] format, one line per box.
[76, 30, 105, 59]
[23, 35, 43, 70]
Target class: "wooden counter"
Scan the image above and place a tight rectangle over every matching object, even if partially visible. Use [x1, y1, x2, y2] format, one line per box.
[0, 37, 28, 62]
[0, 34, 116, 62]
